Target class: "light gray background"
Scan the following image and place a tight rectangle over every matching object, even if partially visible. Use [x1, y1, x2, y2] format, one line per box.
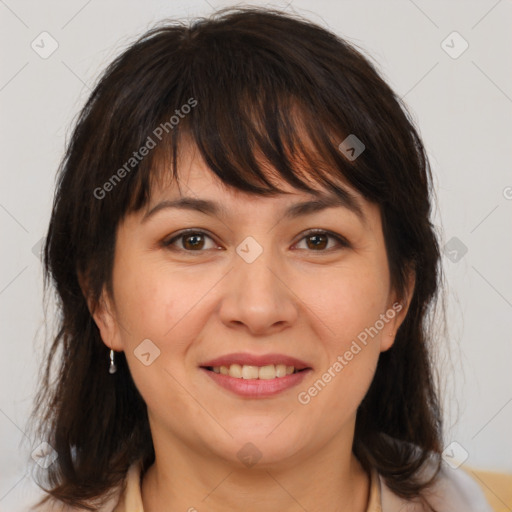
[1, 0, 511, 510]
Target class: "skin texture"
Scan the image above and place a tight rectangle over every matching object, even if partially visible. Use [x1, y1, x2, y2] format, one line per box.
[92, 141, 414, 512]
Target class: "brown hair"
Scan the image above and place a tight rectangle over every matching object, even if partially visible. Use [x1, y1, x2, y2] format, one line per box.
[30, 7, 444, 510]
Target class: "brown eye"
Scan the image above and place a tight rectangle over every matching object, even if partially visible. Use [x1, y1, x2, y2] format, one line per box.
[294, 230, 349, 251]
[305, 233, 328, 250]
[163, 230, 218, 252]
[182, 233, 206, 250]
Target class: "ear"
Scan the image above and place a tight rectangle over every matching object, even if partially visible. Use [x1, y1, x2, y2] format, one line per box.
[78, 271, 123, 352]
[92, 290, 124, 352]
[380, 268, 415, 353]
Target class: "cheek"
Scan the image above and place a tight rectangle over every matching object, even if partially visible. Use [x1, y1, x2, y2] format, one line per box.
[113, 258, 183, 337]
[297, 278, 385, 423]
[295, 256, 390, 401]
[111, 261, 201, 408]
[300, 259, 390, 345]
[112, 258, 219, 366]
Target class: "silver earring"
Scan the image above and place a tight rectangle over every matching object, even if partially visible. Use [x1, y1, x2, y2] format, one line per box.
[109, 349, 117, 374]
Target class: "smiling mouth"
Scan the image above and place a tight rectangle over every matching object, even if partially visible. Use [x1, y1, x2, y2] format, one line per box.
[203, 364, 308, 379]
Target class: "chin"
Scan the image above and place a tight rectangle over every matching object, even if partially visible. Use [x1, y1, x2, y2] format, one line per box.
[214, 428, 307, 469]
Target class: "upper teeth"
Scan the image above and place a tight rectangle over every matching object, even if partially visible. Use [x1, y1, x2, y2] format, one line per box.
[212, 364, 296, 379]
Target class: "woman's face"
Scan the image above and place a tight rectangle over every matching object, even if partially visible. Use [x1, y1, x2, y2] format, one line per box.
[94, 141, 412, 469]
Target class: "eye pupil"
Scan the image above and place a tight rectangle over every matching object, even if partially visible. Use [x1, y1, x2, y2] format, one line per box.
[307, 234, 328, 250]
[183, 234, 204, 250]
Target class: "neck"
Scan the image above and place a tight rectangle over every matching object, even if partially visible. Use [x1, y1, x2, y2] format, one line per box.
[141, 432, 370, 512]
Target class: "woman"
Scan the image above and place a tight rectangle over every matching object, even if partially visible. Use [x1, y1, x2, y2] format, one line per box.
[30, 7, 493, 512]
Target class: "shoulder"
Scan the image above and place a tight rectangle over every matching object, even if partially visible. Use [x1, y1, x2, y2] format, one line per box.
[426, 465, 494, 511]
[379, 462, 494, 512]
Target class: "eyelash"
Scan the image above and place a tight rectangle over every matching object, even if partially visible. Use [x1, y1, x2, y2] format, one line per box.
[161, 228, 350, 254]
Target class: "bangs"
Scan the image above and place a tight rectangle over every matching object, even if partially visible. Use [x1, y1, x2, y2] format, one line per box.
[132, 93, 363, 212]
[109, 19, 388, 216]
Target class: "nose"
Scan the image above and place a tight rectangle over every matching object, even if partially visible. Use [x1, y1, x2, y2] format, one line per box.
[218, 243, 299, 336]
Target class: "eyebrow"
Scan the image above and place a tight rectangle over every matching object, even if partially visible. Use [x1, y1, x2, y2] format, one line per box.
[141, 189, 366, 225]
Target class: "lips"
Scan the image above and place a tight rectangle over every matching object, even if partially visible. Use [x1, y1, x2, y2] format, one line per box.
[201, 364, 312, 397]
[199, 353, 313, 396]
